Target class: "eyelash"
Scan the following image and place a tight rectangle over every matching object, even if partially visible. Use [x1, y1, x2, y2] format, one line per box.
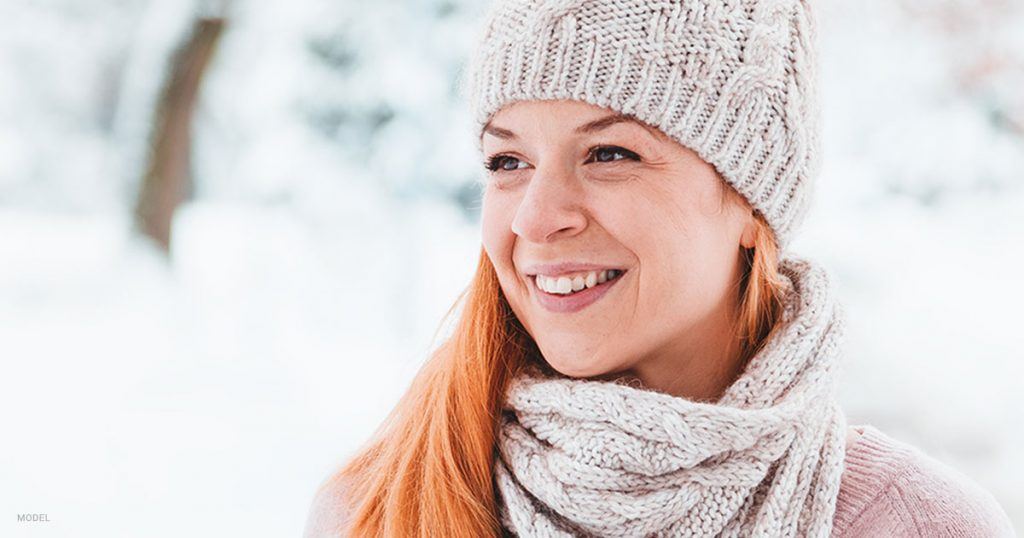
[482, 145, 641, 173]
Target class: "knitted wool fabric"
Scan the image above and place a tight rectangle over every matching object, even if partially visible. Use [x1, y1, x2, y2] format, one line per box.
[460, 0, 821, 250]
[494, 253, 848, 537]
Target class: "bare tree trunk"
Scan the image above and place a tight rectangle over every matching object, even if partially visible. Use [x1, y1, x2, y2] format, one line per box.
[134, 17, 225, 253]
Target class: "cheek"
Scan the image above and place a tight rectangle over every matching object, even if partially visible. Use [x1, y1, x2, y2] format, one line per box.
[480, 189, 511, 256]
[480, 193, 537, 336]
[480, 189, 523, 288]
[593, 187, 692, 275]
[595, 188, 718, 307]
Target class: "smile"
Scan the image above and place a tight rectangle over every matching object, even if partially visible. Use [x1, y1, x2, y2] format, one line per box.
[531, 269, 627, 314]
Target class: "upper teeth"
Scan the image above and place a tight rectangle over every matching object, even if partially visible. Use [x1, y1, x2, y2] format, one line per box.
[535, 269, 622, 295]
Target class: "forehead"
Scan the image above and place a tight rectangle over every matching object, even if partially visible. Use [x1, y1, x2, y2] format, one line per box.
[481, 104, 669, 144]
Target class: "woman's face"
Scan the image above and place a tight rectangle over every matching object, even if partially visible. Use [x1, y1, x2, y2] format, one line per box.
[480, 99, 755, 380]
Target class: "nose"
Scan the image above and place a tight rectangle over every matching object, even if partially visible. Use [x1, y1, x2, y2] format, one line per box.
[509, 162, 588, 243]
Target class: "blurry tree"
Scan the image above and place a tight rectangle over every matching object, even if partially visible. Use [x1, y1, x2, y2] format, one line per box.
[134, 15, 225, 253]
[819, 0, 1024, 208]
[898, 0, 1024, 137]
[0, 0, 151, 211]
[299, 0, 486, 221]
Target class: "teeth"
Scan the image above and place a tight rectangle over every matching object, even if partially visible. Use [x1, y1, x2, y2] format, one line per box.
[536, 269, 622, 295]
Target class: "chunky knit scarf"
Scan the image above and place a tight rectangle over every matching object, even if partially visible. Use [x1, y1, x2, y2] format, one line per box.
[494, 254, 848, 537]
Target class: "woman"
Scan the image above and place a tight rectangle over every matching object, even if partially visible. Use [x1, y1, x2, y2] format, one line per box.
[304, 0, 1016, 536]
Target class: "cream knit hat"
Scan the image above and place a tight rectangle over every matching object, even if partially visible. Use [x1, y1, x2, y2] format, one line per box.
[459, 0, 822, 251]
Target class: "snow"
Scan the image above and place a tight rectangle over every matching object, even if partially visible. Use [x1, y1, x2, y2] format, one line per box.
[0, 199, 480, 537]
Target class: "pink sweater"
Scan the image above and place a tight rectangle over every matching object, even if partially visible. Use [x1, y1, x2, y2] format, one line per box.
[303, 424, 1017, 537]
[835, 424, 1016, 537]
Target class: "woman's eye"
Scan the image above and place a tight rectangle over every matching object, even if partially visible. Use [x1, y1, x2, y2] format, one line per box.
[484, 155, 528, 172]
[588, 146, 640, 163]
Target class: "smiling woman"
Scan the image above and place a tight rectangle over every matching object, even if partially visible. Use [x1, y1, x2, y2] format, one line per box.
[302, 0, 1016, 536]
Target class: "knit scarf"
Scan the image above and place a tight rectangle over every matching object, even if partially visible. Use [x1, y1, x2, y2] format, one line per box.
[493, 254, 849, 537]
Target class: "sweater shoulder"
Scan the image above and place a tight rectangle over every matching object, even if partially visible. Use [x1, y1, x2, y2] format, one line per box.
[302, 471, 352, 538]
[832, 424, 1016, 537]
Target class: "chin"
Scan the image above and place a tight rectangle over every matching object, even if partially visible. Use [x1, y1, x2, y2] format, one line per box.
[541, 352, 617, 379]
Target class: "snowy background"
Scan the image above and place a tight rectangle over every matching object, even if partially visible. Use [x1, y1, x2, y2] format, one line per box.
[1, 0, 1021, 536]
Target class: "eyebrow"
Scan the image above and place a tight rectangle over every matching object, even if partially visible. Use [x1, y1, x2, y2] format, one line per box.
[481, 112, 658, 141]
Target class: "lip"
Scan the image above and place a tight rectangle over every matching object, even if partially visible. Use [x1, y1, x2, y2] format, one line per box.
[522, 262, 626, 278]
[530, 269, 627, 314]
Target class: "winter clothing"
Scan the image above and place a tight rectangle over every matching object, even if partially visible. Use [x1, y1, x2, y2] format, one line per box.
[460, 0, 822, 250]
[494, 254, 847, 536]
[301, 423, 1019, 537]
[833, 424, 1016, 537]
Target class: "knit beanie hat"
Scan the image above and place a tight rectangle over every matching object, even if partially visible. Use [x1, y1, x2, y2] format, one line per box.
[459, 0, 822, 251]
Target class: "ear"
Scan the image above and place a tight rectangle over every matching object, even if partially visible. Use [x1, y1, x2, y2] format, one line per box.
[739, 209, 756, 250]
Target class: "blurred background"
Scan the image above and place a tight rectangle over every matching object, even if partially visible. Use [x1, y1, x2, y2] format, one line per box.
[1, 0, 1021, 536]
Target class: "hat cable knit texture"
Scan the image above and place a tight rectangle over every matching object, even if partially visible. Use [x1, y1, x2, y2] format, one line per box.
[494, 253, 848, 537]
[459, 0, 822, 251]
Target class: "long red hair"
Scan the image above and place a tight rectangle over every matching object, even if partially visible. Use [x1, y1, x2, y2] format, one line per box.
[323, 188, 788, 536]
